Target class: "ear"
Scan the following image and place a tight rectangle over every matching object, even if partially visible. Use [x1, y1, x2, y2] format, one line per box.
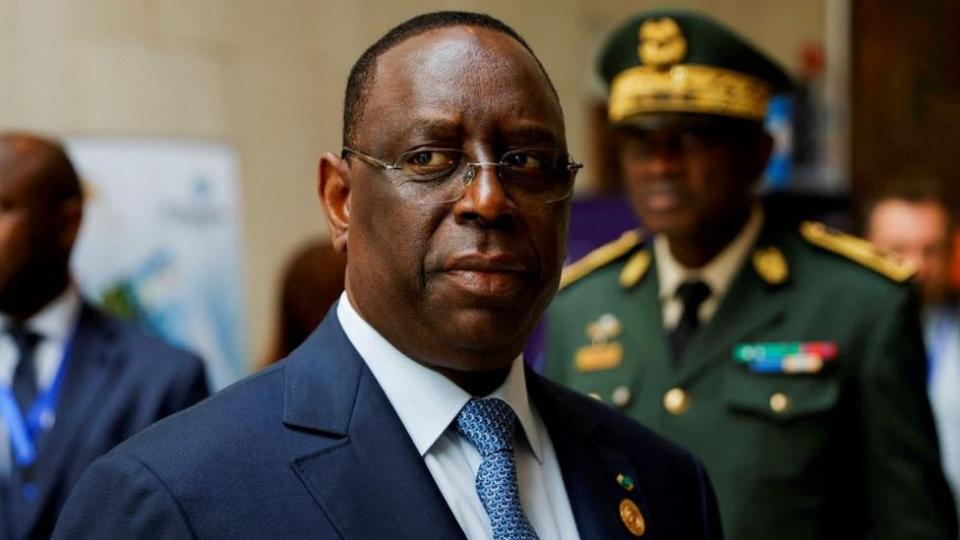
[318, 152, 351, 253]
[57, 198, 83, 251]
[745, 131, 775, 182]
[757, 131, 774, 174]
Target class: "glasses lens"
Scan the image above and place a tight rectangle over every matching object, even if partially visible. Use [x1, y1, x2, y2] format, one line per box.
[499, 149, 574, 202]
[396, 149, 464, 181]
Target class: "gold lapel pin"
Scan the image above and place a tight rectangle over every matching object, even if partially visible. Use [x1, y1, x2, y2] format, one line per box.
[619, 498, 646, 536]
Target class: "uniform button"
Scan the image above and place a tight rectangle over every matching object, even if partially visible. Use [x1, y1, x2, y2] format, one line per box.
[769, 392, 790, 413]
[588, 392, 603, 401]
[611, 386, 631, 407]
[663, 387, 691, 415]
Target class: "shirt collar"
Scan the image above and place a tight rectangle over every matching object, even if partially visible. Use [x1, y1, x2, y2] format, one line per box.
[0, 285, 81, 341]
[655, 204, 764, 300]
[335, 292, 542, 461]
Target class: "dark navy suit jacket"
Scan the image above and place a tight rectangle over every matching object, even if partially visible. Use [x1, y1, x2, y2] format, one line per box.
[3, 303, 209, 540]
[54, 309, 721, 539]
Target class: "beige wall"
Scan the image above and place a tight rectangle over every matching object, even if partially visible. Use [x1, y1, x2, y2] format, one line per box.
[0, 0, 824, 370]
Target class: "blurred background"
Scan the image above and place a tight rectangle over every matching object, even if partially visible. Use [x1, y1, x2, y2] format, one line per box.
[2, 0, 957, 386]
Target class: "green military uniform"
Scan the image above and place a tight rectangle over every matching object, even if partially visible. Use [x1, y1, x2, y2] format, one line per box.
[546, 10, 958, 540]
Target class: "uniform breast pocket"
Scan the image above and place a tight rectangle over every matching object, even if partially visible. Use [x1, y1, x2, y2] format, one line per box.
[720, 367, 842, 482]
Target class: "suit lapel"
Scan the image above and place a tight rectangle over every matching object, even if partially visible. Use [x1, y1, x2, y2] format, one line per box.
[528, 372, 652, 539]
[286, 311, 465, 540]
[20, 304, 118, 537]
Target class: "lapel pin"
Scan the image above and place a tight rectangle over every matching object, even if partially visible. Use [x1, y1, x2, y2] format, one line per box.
[619, 498, 646, 536]
[616, 473, 635, 491]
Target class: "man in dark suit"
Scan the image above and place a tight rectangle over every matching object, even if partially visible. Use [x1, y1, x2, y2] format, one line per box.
[55, 11, 722, 539]
[546, 10, 957, 540]
[0, 133, 209, 540]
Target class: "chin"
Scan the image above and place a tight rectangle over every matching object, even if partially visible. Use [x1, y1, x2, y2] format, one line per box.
[439, 308, 532, 357]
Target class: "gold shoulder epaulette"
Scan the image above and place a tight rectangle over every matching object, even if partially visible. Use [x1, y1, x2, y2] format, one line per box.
[799, 221, 915, 282]
[559, 230, 643, 291]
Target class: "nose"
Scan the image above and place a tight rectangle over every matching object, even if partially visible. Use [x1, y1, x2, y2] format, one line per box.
[645, 143, 683, 178]
[453, 163, 517, 228]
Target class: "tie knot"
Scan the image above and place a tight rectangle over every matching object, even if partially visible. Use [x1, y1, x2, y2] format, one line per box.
[7, 323, 40, 354]
[455, 398, 517, 457]
[675, 280, 711, 310]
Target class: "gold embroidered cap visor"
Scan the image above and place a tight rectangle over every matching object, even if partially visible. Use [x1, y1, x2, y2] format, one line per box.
[599, 9, 793, 124]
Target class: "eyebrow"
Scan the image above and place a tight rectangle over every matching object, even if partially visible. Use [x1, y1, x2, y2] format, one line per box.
[500, 124, 560, 147]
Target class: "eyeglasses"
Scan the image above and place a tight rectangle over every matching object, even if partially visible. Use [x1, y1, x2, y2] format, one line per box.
[341, 147, 582, 205]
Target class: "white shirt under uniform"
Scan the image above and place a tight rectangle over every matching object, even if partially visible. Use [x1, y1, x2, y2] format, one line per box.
[337, 292, 580, 540]
[0, 286, 82, 478]
[655, 205, 763, 329]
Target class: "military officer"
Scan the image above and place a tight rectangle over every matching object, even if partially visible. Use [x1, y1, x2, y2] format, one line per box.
[546, 10, 958, 540]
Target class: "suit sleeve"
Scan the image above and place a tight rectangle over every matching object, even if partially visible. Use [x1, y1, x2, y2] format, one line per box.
[52, 451, 195, 538]
[160, 353, 210, 418]
[689, 452, 724, 540]
[861, 286, 958, 538]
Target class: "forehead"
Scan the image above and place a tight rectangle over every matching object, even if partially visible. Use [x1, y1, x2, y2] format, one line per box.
[873, 199, 949, 228]
[359, 26, 563, 148]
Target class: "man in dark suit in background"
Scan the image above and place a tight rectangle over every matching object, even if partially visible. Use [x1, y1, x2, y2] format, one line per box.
[0, 133, 209, 540]
[55, 11, 722, 539]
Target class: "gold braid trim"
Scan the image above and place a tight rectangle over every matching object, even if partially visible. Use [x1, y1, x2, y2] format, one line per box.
[800, 221, 915, 283]
[559, 230, 643, 291]
[609, 64, 772, 122]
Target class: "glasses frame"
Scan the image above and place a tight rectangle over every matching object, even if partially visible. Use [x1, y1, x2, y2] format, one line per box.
[341, 146, 583, 204]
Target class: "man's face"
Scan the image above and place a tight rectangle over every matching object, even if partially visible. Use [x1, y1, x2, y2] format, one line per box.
[0, 158, 67, 311]
[867, 199, 951, 305]
[616, 115, 768, 240]
[329, 26, 570, 374]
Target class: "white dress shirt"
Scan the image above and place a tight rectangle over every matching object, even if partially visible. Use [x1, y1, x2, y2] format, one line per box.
[924, 305, 960, 522]
[655, 205, 763, 329]
[0, 286, 82, 477]
[337, 293, 580, 540]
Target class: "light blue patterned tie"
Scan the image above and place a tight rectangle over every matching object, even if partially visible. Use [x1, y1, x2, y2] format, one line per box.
[455, 398, 539, 540]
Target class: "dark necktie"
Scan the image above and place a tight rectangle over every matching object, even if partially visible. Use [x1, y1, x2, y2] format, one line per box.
[9, 324, 40, 414]
[455, 398, 539, 540]
[669, 280, 711, 362]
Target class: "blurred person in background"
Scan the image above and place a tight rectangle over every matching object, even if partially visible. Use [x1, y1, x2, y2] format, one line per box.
[0, 132, 209, 540]
[261, 239, 345, 368]
[53, 11, 722, 539]
[546, 10, 957, 539]
[864, 174, 960, 521]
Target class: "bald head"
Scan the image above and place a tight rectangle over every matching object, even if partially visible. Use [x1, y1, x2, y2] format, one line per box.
[0, 132, 83, 320]
[0, 133, 82, 206]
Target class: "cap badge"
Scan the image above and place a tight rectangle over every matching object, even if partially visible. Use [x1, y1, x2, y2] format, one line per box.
[638, 17, 687, 68]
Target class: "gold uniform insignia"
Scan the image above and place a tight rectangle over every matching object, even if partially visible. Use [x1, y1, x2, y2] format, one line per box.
[800, 221, 915, 282]
[752, 246, 789, 285]
[639, 18, 687, 67]
[619, 250, 651, 288]
[559, 230, 643, 290]
[575, 314, 624, 372]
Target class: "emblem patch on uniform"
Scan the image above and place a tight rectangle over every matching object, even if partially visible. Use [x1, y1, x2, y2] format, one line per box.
[733, 341, 837, 374]
[752, 246, 788, 285]
[575, 314, 624, 372]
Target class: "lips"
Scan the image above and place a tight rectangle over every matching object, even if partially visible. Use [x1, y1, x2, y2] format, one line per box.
[638, 181, 687, 212]
[433, 252, 534, 298]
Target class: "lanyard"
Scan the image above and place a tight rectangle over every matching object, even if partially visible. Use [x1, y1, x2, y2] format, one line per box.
[0, 331, 74, 468]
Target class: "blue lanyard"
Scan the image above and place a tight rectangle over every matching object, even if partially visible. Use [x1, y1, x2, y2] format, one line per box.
[1, 331, 75, 468]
